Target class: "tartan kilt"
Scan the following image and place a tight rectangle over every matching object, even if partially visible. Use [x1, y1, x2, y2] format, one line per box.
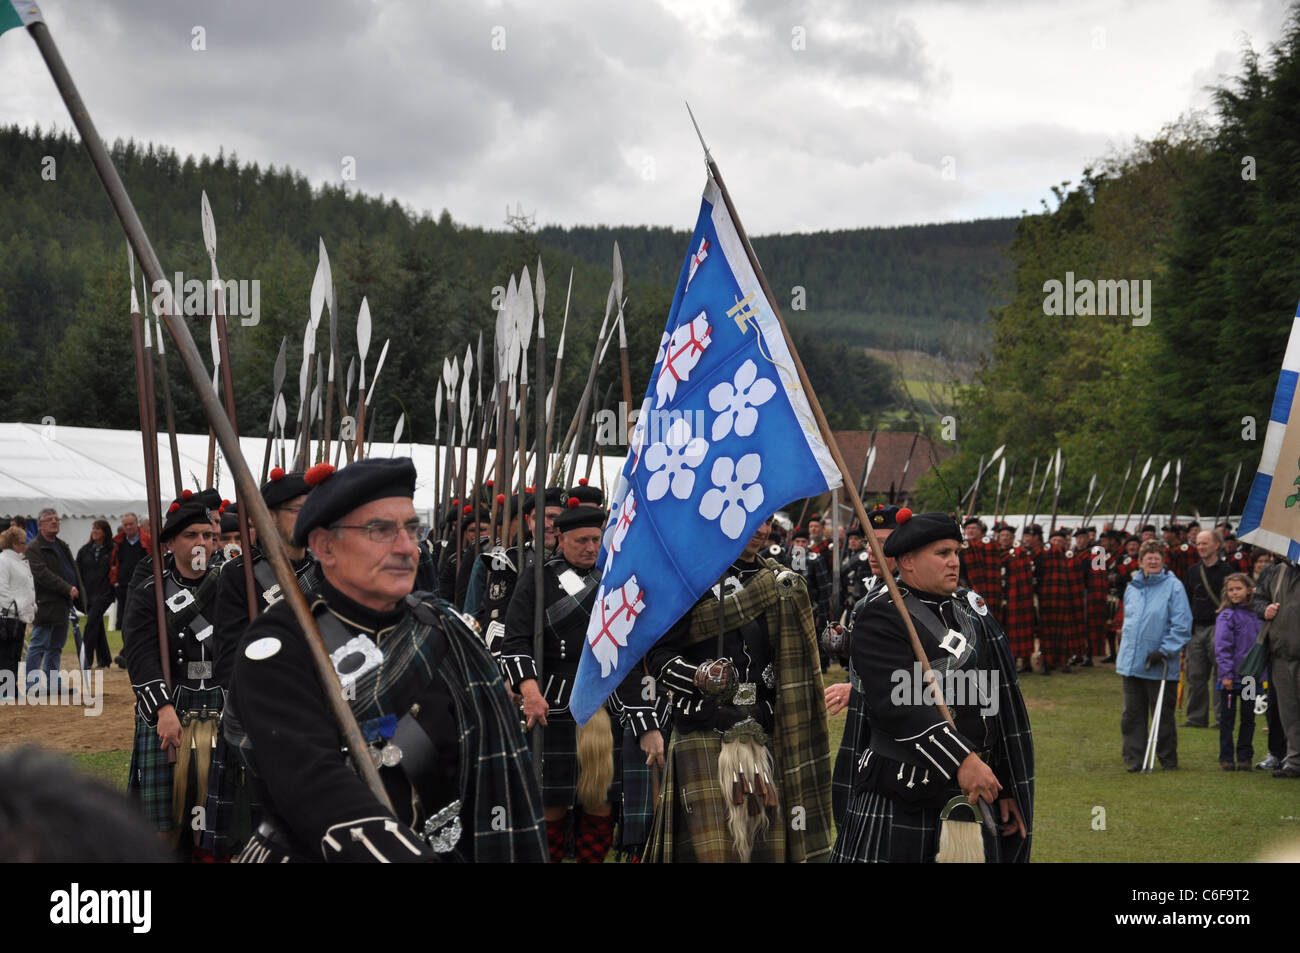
[199, 728, 259, 859]
[645, 729, 784, 863]
[536, 707, 622, 809]
[617, 724, 656, 852]
[126, 686, 224, 832]
[832, 788, 999, 863]
[1001, 554, 1037, 659]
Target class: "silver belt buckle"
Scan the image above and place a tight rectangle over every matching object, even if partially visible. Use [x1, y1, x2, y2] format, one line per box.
[187, 661, 213, 680]
[422, 799, 463, 854]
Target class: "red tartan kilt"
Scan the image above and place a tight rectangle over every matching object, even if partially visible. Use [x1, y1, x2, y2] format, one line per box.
[1002, 602, 1035, 658]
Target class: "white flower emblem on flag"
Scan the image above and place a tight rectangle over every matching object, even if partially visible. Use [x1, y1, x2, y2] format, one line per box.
[654, 313, 711, 408]
[588, 576, 646, 677]
[709, 358, 776, 440]
[698, 453, 765, 539]
[643, 418, 709, 501]
[628, 395, 653, 475]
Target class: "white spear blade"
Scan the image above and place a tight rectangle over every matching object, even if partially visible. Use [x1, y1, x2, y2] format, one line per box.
[144, 315, 152, 349]
[357, 297, 372, 390]
[1138, 456, 1152, 483]
[200, 191, 219, 283]
[545, 384, 556, 429]
[996, 457, 1006, 493]
[344, 356, 356, 409]
[864, 445, 878, 483]
[556, 268, 573, 359]
[435, 380, 443, 429]
[366, 339, 391, 407]
[989, 444, 1006, 465]
[272, 335, 287, 397]
[442, 356, 453, 392]
[463, 343, 474, 392]
[300, 321, 314, 397]
[612, 240, 624, 309]
[275, 392, 286, 432]
[459, 365, 470, 433]
[1159, 460, 1171, 483]
[392, 414, 405, 447]
[309, 256, 325, 332]
[518, 267, 534, 354]
[127, 243, 140, 313]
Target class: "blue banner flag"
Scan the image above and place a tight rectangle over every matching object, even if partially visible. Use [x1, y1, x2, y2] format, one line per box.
[569, 174, 841, 724]
[1238, 298, 1300, 561]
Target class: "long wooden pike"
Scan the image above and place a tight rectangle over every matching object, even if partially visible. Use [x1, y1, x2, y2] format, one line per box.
[32, 17, 395, 804]
[361, 338, 391, 459]
[261, 336, 287, 483]
[1020, 456, 1039, 528]
[1170, 458, 1182, 523]
[992, 457, 1008, 525]
[531, 258, 548, 778]
[545, 268, 573, 482]
[334, 355, 355, 468]
[1214, 469, 1229, 526]
[291, 317, 313, 470]
[1047, 449, 1064, 534]
[201, 190, 257, 620]
[320, 240, 339, 467]
[274, 393, 287, 471]
[129, 276, 173, 762]
[855, 428, 878, 501]
[458, 342, 473, 555]
[1110, 456, 1134, 531]
[1141, 460, 1172, 528]
[1224, 461, 1244, 524]
[353, 296, 372, 462]
[560, 280, 616, 487]
[1122, 456, 1153, 532]
[204, 312, 220, 486]
[134, 247, 183, 497]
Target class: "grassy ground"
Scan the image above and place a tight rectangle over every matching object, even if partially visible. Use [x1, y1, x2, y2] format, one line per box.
[51, 637, 1300, 861]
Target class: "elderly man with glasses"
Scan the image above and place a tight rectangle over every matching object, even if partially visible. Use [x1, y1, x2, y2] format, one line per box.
[24, 508, 85, 695]
[227, 457, 547, 863]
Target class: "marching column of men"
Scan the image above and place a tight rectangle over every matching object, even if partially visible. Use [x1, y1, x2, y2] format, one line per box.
[120, 448, 1271, 864]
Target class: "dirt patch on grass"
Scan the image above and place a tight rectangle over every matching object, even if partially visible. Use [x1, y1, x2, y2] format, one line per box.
[1, 667, 136, 753]
[1024, 697, 1057, 710]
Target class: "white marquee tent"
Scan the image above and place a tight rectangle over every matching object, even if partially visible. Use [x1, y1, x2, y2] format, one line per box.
[0, 422, 626, 544]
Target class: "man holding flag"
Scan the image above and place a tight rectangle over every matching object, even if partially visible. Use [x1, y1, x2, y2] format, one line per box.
[565, 167, 841, 862]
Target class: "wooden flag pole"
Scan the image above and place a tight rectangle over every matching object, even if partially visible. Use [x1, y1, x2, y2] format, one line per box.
[27, 17, 393, 811]
[698, 139, 955, 728]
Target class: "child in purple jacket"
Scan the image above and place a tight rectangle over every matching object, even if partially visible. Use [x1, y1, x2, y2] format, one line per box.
[1215, 573, 1262, 770]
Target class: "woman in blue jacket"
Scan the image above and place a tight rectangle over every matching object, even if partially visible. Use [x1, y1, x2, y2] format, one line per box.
[1117, 540, 1193, 771]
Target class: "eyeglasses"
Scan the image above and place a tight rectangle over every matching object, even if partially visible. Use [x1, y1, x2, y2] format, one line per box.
[331, 519, 423, 544]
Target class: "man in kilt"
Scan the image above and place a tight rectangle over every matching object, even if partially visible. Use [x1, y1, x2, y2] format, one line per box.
[500, 494, 661, 863]
[122, 493, 222, 856]
[645, 515, 833, 863]
[838, 525, 874, 624]
[832, 511, 1033, 863]
[1163, 524, 1197, 580]
[999, 524, 1038, 673]
[960, 518, 1002, 621]
[826, 505, 900, 824]
[203, 468, 320, 859]
[1083, 530, 1119, 666]
[1035, 528, 1087, 673]
[228, 457, 547, 862]
[466, 486, 563, 656]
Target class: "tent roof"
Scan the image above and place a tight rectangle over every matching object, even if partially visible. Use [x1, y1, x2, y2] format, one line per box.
[0, 422, 623, 519]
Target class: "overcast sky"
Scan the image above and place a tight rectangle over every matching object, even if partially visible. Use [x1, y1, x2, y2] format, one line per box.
[1, 0, 1292, 234]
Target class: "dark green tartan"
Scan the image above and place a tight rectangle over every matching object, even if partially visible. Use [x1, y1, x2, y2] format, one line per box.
[646, 557, 833, 863]
[126, 685, 224, 832]
[538, 710, 579, 807]
[199, 729, 257, 858]
[617, 724, 657, 851]
[831, 587, 1034, 863]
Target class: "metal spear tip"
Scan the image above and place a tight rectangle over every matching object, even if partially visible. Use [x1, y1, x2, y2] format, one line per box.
[535, 257, 546, 321]
[200, 190, 217, 259]
[612, 240, 624, 305]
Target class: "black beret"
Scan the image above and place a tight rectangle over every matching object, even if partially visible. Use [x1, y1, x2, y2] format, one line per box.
[197, 488, 222, 512]
[961, 517, 984, 529]
[219, 511, 240, 534]
[847, 525, 865, 538]
[1022, 523, 1044, 537]
[567, 481, 603, 506]
[883, 511, 960, 558]
[1049, 527, 1068, 540]
[293, 457, 416, 547]
[522, 487, 564, 516]
[1140, 524, 1156, 533]
[262, 468, 311, 509]
[791, 526, 810, 541]
[1072, 526, 1089, 536]
[160, 500, 212, 544]
[868, 505, 901, 531]
[554, 502, 607, 532]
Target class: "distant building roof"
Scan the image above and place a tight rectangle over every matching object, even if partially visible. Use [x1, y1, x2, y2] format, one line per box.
[831, 430, 954, 498]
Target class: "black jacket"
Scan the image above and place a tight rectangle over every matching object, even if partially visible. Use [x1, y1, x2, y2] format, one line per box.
[26, 534, 85, 626]
[76, 541, 116, 605]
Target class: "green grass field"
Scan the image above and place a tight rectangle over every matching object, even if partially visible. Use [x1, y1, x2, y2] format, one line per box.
[52, 629, 1300, 861]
